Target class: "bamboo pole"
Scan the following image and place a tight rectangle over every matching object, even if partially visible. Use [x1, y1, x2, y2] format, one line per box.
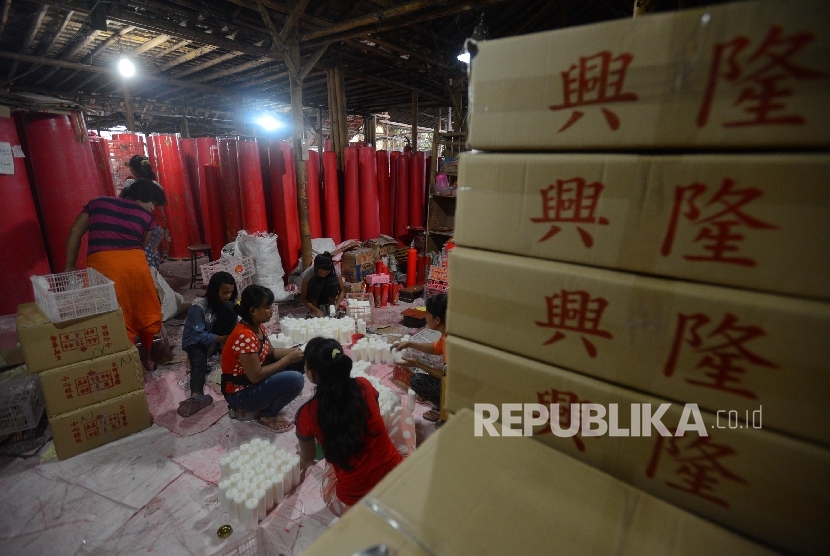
[289, 41, 312, 269]
[411, 91, 418, 151]
[123, 80, 135, 131]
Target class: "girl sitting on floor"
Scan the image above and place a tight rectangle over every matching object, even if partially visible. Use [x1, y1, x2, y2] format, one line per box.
[178, 271, 238, 418]
[221, 285, 305, 432]
[296, 337, 416, 517]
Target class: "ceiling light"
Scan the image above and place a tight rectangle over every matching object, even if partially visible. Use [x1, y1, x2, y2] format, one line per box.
[255, 114, 283, 131]
[118, 57, 135, 78]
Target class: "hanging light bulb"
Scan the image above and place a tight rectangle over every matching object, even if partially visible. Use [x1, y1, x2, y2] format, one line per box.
[457, 14, 488, 64]
[118, 57, 135, 78]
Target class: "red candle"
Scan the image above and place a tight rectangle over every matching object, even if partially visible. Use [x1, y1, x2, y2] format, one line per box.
[406, 247, 417, 287]
[375, 260, 383, 275]
[381, 283, 389, 307]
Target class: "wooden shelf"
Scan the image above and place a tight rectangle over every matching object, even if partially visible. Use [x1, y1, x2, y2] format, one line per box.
[427, 130, 466, 254]
[429, 229, 454, 236]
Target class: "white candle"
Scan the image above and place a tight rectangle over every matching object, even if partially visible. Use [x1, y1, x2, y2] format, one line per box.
[226, 488, 239, 522]
[407, 389, 416, 412]
[229, 472, 242, 486]
[234, 492, 247, 525]
[280, 464, 293, 492]
[265, 467, 277, 481]
[254, 488, 266, 520]
[290, 456, 301, 487]
[240, 442, 252, 453]
[250, 437, 264, 447]
[255, 464, 267, 476]
[242, 469, 255, 481]
[229, 460, 242, 475]
[261, 479, 274, 510]
[273, 473, 285, 503]
[358, 319, 366, 334]
[329, 305, 336, 317]
[245, 498, 259, 529]
[237, 480, 250, 493]
[229, 448, 242, 461]
[218, 480, 232, 514]
[374, 346, 383, 364]
[219, 456, 233, 478]
[237, 454, 251, 466]
[244, 483, 258, 497]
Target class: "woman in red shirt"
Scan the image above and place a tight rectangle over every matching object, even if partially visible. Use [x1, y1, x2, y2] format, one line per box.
[221, 285, 305, 432]
[296, 337, 416, 516]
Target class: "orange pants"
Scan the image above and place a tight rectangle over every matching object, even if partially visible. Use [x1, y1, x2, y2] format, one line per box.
[87, 249, 162, 344]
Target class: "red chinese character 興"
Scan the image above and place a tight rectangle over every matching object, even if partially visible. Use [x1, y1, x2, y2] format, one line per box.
[664, 312, 778, 399]
[550, 50, 639, 132]
[697, 26, 827, 128]
[530, 178, 610, 244]
[535, 290, 613, 357]
[535, 388, 589, 452]
[646, 429, 747, 508]
[660, 178, 778, 267]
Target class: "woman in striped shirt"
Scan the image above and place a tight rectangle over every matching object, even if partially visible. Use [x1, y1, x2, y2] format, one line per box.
[65, 178, 167, 373]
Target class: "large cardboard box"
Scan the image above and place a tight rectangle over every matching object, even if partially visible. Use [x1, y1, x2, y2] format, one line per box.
[456, 152, 830, 301]
[447, 247, 830, 445]
[39, 347, 144, 417]
[16, 303, 132, 374]
[303, 409, 778, 556]
[365, 235, 398, 260]
[340, 247, 376, 283]
[446, 336, 829, 555]
[467, 0, 830, 151]
[49, 389, 152, 460]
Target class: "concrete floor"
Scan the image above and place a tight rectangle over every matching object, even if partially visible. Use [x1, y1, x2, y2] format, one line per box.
[0, 258, 437, 556]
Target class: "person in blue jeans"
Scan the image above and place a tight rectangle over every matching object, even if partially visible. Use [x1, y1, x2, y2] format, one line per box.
[178, 271, 239, 418]
[221, 285, 305, 432]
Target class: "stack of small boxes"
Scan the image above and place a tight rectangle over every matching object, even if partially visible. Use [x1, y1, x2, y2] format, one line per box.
[447, 0, 830, 554]
[16, 302, 151, 460]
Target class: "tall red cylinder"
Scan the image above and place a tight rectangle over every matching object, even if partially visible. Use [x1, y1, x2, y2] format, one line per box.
[204, 164, 228, 261]
[217, 137, 244, 241]
[322, 151, 341, 244]
[0, 115, 52, 314]
[269, 141, 301, 277]
[24, 111, 104, 272]
[181, 138, 205, 243]
[306, 150, 323, 238]
[194, 137, 218, 245]
[389, 151, 401, 239]
[343, 147, 360, 241]
[394, 154, 410, 245]
[408, 152, 425, 229]
[376, 150, 391, 236]
[237, 138, 268, 233]
[358, 146, 380, 241]
[145, 134, 157, 170]
[151, 133, 200, 259]
[406, 247, 417, 287]
[89, 136, 116, 197]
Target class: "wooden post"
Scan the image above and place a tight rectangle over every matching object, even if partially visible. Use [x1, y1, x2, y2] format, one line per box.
[316, 107, 323, 152]
[334, 63, 348, 162]
[123, 80, 135, 131]
[411, 91, 418, 151]
[234, 93, 244, 134]
[289, 41, 312, 270]
[180, 116, 190, 138]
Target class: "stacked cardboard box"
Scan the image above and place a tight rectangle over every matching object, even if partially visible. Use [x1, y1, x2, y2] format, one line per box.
[304, 409, 778, 555]
[16, 303, 152, 459]
[446, 0, 830, 553]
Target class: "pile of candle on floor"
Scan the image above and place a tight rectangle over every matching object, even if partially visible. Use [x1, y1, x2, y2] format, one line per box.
[350, 360, 401, 424]
[351, 334, 411, 364]
[271, 316, 358, 347]
[217, 438, 301, 530]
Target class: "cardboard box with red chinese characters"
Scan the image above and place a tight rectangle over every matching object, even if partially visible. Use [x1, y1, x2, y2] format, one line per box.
[49, 389, 151, 461]
[456, 152, 830, 301]
[39, 347, 144, 417]
[16, 303, 132, 374]
[340, 247, 376, 283]
[467, 0, 830, 151]
[303, 408, 779, 556]
[446, 246, 830, 445]
[445, 336, 829, 555]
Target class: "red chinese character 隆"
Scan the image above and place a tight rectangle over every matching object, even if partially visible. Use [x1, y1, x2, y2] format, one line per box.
[535, 388, 589, 452]
[535, 290, 613, 357]
[697, 26, 827, 128]
[664, 312, 778, 400]
[660, 178, 778, 267]
[550, 51, 639, 132]
[530, 178, 609, 244]
[646, 429, 747, 508]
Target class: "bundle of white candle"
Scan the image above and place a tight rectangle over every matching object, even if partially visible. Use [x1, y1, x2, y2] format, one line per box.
[350, 361, 401, 424]
[351, 336, 399, 364]
[346, 298, 372, 321]
[271, 316, 357, 347]
[217, 438, 301, 530]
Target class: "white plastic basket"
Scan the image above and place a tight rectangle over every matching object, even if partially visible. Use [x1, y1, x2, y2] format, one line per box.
[202, 256, 254, 292]
[0, 368, 45, 435]
[31, 268, 118, 323]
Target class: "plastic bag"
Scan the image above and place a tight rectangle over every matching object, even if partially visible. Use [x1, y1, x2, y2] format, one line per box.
[234, 231, 292, 301]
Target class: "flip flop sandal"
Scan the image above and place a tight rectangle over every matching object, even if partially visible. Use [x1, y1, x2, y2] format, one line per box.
[423, 410, 441, 422]
[177, 394, 214, 417]
[254, 417, 294, 433]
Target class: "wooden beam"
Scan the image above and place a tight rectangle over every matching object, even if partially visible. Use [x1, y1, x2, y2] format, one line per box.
[130, 34, 171, 56]
[0, 51, 221, 94]
[352, 72, 446, 104]
[298, 43, 328, 81]
[7, 4, 47, 80]
[363, 35, 458, 74]
[123, 80, 135, 130]
[299, 0, 449, 42]
[199, 57, 268, 82]
[84, 25, 135, 64]
[157, 40, 190, 59]
[73, 71, 104, 90]
[158, 45, 216, 72]
[278, 0, 311, 45]
[256, 2, 287, 52]
[36, 29, 99, 83]
[38, 9, 73, 57]
[172, 52, 242, 78]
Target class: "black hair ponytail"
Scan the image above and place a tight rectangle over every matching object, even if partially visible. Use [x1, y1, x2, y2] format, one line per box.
[205, 271, 238, 314]
[300, 337, 369, 471]
[235, 285, 274, 326]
